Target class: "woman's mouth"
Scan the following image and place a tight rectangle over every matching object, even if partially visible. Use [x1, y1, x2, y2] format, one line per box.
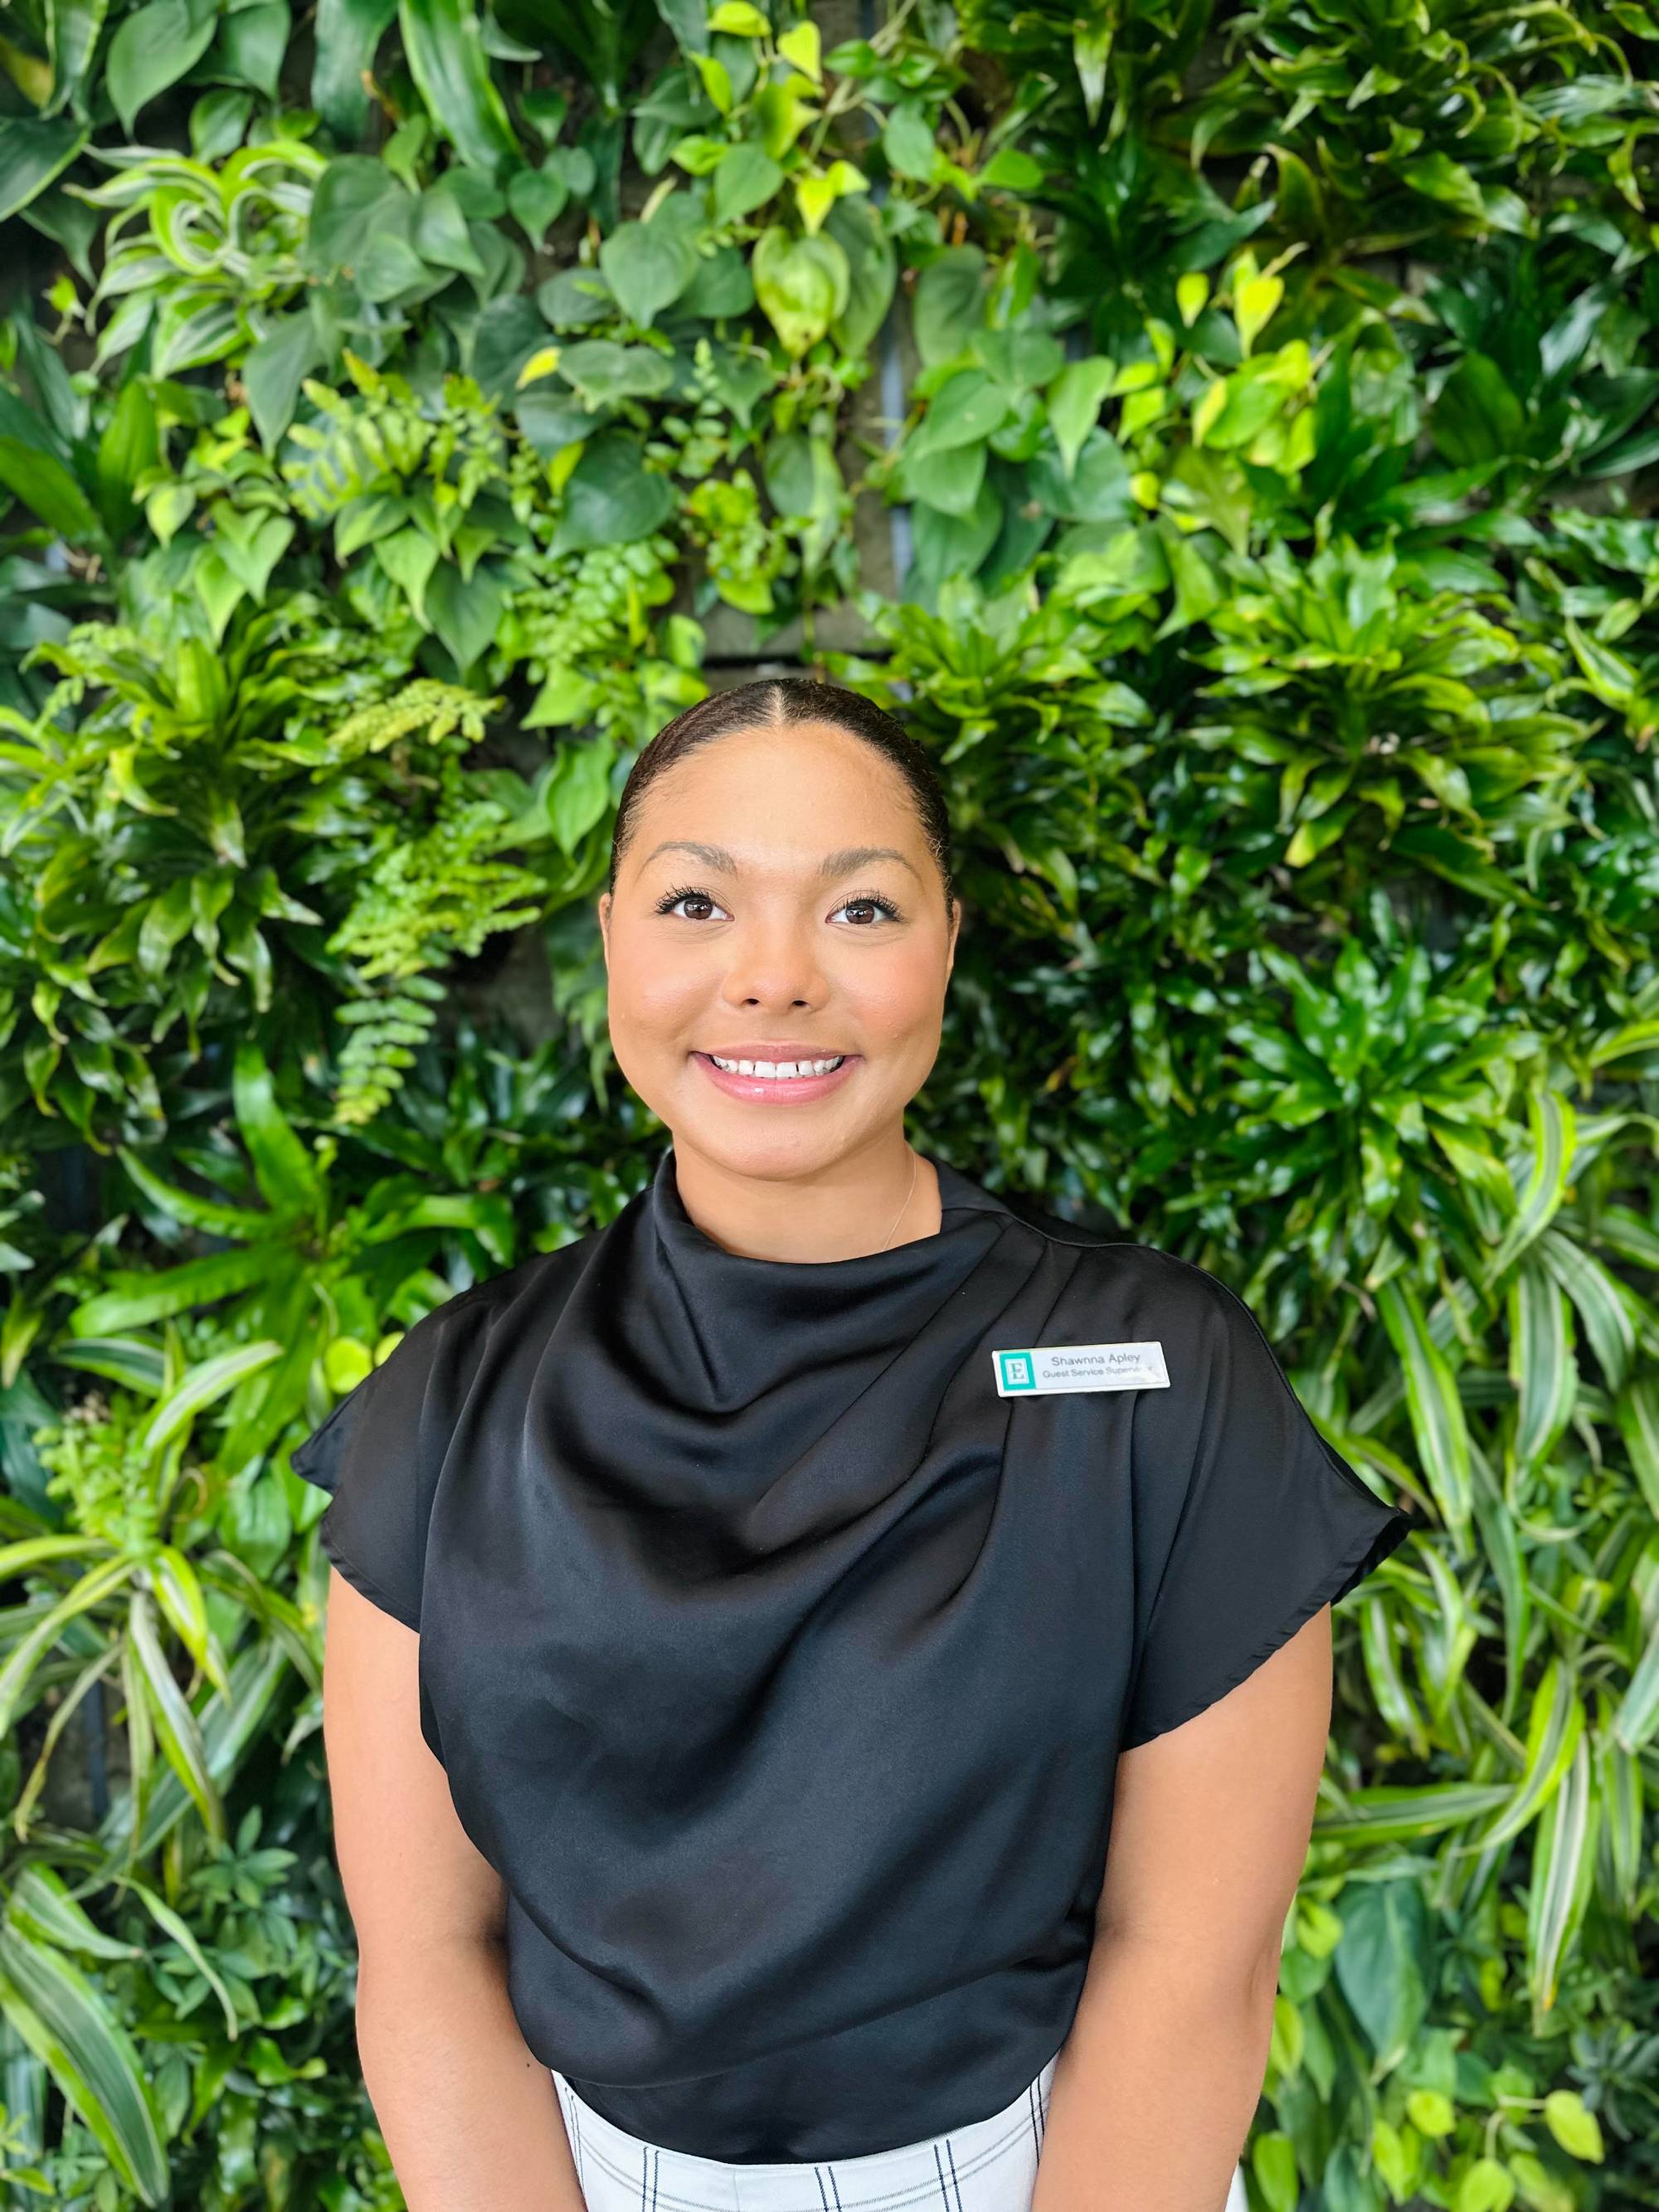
[692, 1051, 859, 1103]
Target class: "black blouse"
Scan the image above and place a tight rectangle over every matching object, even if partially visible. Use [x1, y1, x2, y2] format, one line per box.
[292, 1144, 1413, 2162]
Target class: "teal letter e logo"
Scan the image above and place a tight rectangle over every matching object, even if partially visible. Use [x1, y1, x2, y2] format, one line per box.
[998, 1351, 1035, 1392]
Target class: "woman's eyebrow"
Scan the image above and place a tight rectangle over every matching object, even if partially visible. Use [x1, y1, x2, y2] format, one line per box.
[642, 840, 922, 882]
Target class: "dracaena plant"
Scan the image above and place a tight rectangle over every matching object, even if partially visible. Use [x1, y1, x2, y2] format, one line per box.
[1180, 0, 1617, 252]
[0, 1333, 289, 1859]
[1183, 534, 1588, 886]
[3, 1034, 540, 1844]
[57, 1040, 522, 1442]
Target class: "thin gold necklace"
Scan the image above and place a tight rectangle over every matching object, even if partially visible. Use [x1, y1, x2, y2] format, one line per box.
[878, 1148, 920, 1253]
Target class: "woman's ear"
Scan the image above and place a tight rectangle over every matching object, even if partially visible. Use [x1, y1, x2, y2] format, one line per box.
[946, 895, 961, 976]
[596, 889, 611, 968]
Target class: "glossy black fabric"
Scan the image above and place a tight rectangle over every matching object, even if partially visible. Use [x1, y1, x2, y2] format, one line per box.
[291, 1144, 1413, 2162]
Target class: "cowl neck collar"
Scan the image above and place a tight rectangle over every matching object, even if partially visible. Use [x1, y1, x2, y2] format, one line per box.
[630, 1143, 1017, 1414]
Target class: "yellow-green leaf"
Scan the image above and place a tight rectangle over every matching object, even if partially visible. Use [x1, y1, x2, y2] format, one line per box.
[1235, 271, 1284, 355]
[1192, 376, 1228, 447]
[516, 346, 562, 387]
[1542, 2089, 1604, 2162]
[777, 18, 820, 76]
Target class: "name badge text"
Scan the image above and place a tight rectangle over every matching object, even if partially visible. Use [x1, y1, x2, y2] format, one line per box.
[993, 1342, 1170, 1396]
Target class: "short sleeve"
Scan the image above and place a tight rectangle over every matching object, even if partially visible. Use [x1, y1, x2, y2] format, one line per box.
[290, 1304, 474, 1632]
[1120, 1271, 1414, 1750]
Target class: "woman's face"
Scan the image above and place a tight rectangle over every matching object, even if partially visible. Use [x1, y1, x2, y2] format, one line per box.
[598, 719, 958, 1182]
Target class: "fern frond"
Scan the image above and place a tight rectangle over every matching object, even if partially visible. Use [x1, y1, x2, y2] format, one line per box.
[324, 680, 504, 763]
[328, 977, 447, 1130]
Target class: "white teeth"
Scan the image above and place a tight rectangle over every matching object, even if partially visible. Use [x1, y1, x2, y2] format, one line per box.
[708, 1055, 846, 1079]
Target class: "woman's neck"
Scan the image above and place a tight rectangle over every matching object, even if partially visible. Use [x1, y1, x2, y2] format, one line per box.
[668, 1134, 942, 1262]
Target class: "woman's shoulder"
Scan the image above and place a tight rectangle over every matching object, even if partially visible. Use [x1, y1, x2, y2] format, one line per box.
[980, 1181, 1229, 1298]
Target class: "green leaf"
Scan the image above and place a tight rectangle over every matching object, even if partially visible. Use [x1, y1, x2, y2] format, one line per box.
[193, 549, 244, 646]
[415, 181, 488, 275]
[598, 217, 697, 327]
[1527, 1735, 1597, 2020]
[1433, 353, 1526, 466]
[309, 0, 397, 135]
[1542, 2089, 1604, 2162]
[397, 0, 518, 174]
[751, 224, 848, 357]
[129, 1585, 224, 1840]
[553, 338, 676, 406]
[105, 0, 217, 136]
[823, 193, 894, 357]
[100, 1639, 291, 1859]
[545, 734, 616, 852]
[190, 86, 253, 159]
[909, 369, 1010, 459]
[0, 1556, 134, 1742]
[1250, 2130, 1299, 2212]
[1333, 1880, 1430, 2069]
[515, 387, 596, 460]
[0, 436, 103, 541]
[232, 1040, 321, 1216]
[1399, 150, 1486, 221]
[376, 523, 440, 618]
[979, 146, 1044, 191]
[1405, 2089, 1456, 2136]
[0, 115, 89, 222]
[6, 1868, 139, 1966]
[1375, 1275, 1472, 1537]
[883, 101, 935, 181]
[1454, 2158, 1514, 2212]
[46, 0, 109, 114]
[550, 431, 675, 551]
[905, 437, 985, 516]
[69, 1247, 275, 1337]
[123, 1878, 241, 2040]
[153, 296, 242, 378]
[304, 156, 409, 279]
[0, 1927, 169, 2203]
[242, 309, 325, 450]
[713, 143, 784, 222]
[1046, 357, 1114, 480]
[974, 329, 1065, 391]
[507, 163, 569, 250]
[212, 0, 288, 96]
[426, 561, 504, 673]
[115, 1147, 257, 1238]
[912, 246, 986, 368]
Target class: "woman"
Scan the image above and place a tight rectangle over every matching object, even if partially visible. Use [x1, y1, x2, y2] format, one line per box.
[296, 676, 1413, 2212]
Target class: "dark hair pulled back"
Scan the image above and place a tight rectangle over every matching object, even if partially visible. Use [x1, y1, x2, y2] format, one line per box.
[606, 677, 956, 909]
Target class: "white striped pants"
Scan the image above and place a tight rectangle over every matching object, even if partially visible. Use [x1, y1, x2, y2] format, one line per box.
[552, 2058, 1252, 2211]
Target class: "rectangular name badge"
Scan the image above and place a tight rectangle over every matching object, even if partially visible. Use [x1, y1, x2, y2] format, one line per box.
[993, 1342, 1170, 1396]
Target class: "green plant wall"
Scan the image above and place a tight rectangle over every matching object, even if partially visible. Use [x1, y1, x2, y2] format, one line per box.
[2, 0, 1658, 2205]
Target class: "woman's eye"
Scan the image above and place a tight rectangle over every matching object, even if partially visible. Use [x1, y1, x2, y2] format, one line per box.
[832, 894, 902, 926]
[659, 889, 728, 922]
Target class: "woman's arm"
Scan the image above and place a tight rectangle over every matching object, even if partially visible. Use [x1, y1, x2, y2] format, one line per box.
[323, 1570, 585, 2212]
[1033, 1605, 1336, 2212]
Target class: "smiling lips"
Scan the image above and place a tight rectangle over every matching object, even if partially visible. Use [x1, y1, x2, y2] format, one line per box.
[693, 1049, 859, 1103]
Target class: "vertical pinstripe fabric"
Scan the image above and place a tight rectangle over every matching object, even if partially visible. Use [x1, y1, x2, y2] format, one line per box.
[553, 2057, 1252, 2212]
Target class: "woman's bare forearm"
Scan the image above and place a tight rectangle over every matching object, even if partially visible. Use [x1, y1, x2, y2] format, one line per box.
[1032, 1932, 1277, 2212]
[354, 1933, 586, 2211]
